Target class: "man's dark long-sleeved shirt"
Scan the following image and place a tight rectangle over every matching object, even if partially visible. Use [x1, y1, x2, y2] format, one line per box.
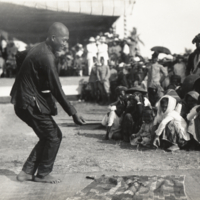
[10, 41, 77, 116]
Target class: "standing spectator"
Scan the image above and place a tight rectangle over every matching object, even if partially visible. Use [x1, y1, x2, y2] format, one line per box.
[147, 53, 167, 105]
[125, 36, 139, 59]
[173, 55, 186, 83]
[86, 37, 98, 75]
[66, 55, 74, 76]
[75, 43, 84, 58]
[0, 39, 8, 61]
[74, 55, 83, 76]
[97, 56, 110, 105]
[97, 36, 109, 65]
[147, 53, 168, 88]
[186, 33, 200, 76]
[89, 56, 99, 102]
[109, 61, 118, 101]
[0, 52, 5, 77]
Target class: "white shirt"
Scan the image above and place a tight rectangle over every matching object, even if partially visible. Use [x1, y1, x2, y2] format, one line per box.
[107, 110, 123, 139]
[97, 43, 109, 60]
[86, 43, 98, 59]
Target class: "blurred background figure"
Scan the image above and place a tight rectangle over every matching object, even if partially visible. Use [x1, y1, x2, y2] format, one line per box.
[186, 33, 200, 76]
[86, 37, 98, 75]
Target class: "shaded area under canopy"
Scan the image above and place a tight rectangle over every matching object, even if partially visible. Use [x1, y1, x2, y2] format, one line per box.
[0, 2, 119, 45]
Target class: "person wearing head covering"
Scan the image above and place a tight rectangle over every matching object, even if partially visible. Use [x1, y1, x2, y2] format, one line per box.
[187, 94, 200, 149]
[10, 22, 86, 184]
[86, 37, 98, 75]
[186, 33, 200, 75]
[153, 95, 190, 151]
[181, 91, 200, 120]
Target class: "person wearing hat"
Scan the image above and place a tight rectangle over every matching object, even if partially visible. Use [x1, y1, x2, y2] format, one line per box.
[88, 56, 99, 102]
[10, 22, 86, 184]
[108, 38, 122, 63]
[86, 37, 98, 75]
[121, 87, 147, 142]
[186, 33, 200, 75]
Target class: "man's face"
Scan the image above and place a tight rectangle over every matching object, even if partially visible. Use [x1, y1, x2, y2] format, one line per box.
[152, 57, 158, 63]
[53, 35, 69, 53]
[161, 102, 168, 113]
[100, 58, 104, 65]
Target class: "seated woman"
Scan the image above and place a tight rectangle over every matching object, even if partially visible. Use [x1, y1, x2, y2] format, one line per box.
[153, 95, 190, 151]
[102, 104, 125, 140]
[181, 91, 199, 120]
[186, 94, 200, 150]
[130, 107, 156, 147]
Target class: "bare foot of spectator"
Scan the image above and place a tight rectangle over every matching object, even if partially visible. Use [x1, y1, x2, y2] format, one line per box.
[34, 175, 61, 184]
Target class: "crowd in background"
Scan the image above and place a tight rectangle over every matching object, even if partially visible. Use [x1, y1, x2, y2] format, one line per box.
[82, 32, 200, 152]
[1, 28, 200, 152]
[0, 37, 18, 77]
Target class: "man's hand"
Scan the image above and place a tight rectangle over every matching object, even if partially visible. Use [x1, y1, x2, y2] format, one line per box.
[153, 136, 160, 147]
[72, 113, 86, 125]
[134, 94, 140, 103]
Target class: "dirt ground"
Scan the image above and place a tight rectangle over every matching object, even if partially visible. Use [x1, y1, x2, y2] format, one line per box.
[0, 102, 200, 176]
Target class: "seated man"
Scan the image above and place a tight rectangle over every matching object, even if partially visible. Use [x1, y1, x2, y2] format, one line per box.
[121, 89, 145, 142]
[102, 104, 126, 140]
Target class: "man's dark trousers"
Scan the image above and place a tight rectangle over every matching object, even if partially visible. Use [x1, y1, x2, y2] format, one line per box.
[14, 104, 62, 178]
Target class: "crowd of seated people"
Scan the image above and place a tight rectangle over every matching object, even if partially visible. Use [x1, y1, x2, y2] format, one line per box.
[98, 33, 200, 152]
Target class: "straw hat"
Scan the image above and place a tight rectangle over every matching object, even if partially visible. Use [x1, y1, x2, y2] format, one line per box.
[89, 37, 95, 42]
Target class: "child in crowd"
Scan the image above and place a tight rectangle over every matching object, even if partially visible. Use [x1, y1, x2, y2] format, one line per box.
[130, 107, 155, 147]
[186, 95, 200, 149]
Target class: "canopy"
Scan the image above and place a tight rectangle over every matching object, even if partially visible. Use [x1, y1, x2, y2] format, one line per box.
[0, 0, 135, 45]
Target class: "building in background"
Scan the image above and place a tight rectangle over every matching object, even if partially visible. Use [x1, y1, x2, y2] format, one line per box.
[0, 0, 136, 45]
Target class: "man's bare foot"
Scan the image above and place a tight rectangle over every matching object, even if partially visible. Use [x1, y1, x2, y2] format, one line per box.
[16, 171, 33, 182]
[34, 174, 61, 184]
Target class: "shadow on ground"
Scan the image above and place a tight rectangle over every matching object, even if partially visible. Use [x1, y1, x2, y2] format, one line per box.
[0, 169, 17, 181]
[58, 123, 104, 130]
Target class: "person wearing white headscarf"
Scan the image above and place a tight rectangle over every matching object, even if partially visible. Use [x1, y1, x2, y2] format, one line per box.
[153, 95, 190, 150]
